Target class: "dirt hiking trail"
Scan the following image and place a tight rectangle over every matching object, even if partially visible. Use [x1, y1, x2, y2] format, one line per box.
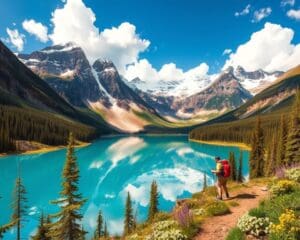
[194, 184, 269, 240]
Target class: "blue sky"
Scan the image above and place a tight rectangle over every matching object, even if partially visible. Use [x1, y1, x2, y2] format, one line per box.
[1, 0, 300, 76]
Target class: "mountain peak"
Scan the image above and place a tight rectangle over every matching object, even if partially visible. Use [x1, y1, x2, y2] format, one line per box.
[93, 59, 116, 73]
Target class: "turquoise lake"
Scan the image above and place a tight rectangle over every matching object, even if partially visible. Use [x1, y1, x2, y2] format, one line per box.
[0, 135, 249, 238]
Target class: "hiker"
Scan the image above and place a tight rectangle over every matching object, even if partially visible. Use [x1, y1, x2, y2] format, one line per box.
[211, 156, 230, 200]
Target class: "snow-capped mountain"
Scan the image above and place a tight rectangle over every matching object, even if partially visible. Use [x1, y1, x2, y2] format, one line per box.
[127, 65, 283, 99]
[134, 68, 252, 119]
[19, 42, 110, 107]
[19, 43, 160, 133]
[174, 68, 253, 118]
[233, 66, 283, 95]
[127, 65, 283, 119]
[18, 42, 285, 129]
[126, 74, 214, 98]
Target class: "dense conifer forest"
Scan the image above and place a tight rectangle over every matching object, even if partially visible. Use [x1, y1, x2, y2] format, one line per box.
[0, 105, 98, 153]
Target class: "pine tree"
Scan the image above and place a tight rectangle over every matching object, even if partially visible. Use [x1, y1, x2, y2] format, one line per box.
[11, 176, 28, 240]
[229, 152, 237, 181]
[124, 192, 134, 236]
[250, 117, 265, 178]
[264, 136, 277, 176]
[237, 152, 243, 182]
[48, 133, 86, 240]
[276, 116, 288, 168]
[103, 221, 108, 239]
[31, 212, 50, 240]
[202, 173, 207, 191]
[148, 181, 159, 221]
[284, 90, 300, 166]
[94, 210, 103, 239]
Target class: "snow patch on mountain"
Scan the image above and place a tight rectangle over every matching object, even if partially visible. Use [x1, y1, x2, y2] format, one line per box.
[91, 67, 115, 104]
[40, 42, 80, 54]
[233, 66, 283, 95]
[126, 75, 218, 98]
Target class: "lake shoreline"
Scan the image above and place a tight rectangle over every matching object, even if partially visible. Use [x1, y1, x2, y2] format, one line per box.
[0, 141, 90, 157]
[0, 133, 188, 157]
[189, 138, 251, 151]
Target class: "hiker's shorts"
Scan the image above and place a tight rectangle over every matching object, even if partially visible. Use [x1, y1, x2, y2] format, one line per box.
[216, 176, 227, 187]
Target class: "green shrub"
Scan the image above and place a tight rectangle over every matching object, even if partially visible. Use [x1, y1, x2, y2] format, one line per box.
[153, 212, 170, 222]
[258, 191, 300, 222]
[185, 199, 203, 209]
[225, 227, 246, 240]
[205, 201, 230, 216]
[248, 207, 266, 218]
[269, 209, 300, 240]
[285, 168, 300, 183]
[237, 213, 270, 237]
[270, 180, 297, 196]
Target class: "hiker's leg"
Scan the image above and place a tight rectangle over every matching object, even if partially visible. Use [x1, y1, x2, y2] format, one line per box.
[216, 178, 222, 199]
[223, 179, 229, 198]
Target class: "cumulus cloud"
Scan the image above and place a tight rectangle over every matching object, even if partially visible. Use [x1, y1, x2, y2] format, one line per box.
[22, 19, 49, 42]
[252, 7, 272, 23]
[281, 0, 295, 7]
[6, 28, 25, 51]
[287, 9, 300, 20]
[49, 0, 149, 74]
[125, 59, 209, 83]
[223, 49, 232, 55]
[235, 4, 251, 17]
[224, 22, 300, 72]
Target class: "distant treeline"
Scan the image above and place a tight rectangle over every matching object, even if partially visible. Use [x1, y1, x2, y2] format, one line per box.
[0, 105, 98, 153]
[189, 113, 282, 145]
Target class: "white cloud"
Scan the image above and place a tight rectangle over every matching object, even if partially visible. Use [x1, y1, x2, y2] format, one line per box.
[49, 0, 149, 74]
[287, 9, 300, 20]
[125, 59, 159, 82]
[6, 28, 25, 51]
[252, 7, 272, 23]
[235, 4, 251, 17]
[125, 59, 209, 83]
[224, 22, 300, 72]
[223, 49, 232, 55]
[159, 63, 184, 82]
[22, 19, 49, 42]
[124, 184, 148, 207]
[281, 0, 295, 7]
[124, 166, 211, 203]
[124, 59, 211, 96]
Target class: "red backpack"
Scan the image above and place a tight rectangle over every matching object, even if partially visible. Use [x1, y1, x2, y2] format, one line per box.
[221, 160, 231, 178]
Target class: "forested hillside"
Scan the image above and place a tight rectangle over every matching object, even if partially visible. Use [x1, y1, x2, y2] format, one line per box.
[0, 40, 113, 153]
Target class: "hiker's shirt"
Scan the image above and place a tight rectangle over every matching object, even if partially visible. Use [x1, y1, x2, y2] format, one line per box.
[216, 162, 223, 177]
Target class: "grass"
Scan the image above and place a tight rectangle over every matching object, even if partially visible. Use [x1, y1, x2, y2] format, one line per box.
[205, 201, 231, 216]
[225, 227, 246, 240]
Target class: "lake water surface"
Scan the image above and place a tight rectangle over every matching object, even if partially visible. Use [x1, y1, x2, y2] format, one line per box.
[0, 135, 249, 238]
